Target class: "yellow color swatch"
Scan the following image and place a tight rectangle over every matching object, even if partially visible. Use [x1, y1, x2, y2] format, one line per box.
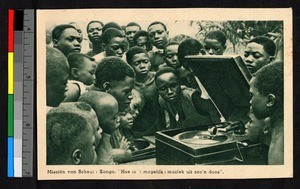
[8, 52, 14, 94]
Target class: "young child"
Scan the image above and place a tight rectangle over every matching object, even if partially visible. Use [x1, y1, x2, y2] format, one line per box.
[249, 62, 283, 165]
[129, 89, 145, 120]
[46, 47, 69, 108]
[126, 46, 165, 137]
[47, 102, 99, 165]
[147, 21, 169, 71]
[133, 30, 153, 52]
[159, 41, 180, 69]
[52, 24, 82, 56]
[155, 67, 221, 129]
[125, 22, 141, 48]
[243, 36, 276, 74]
[204, 30, 227, 55]
[63, 53, 97, 102]
[88, 57, 136, 112]
[93, 28, 127, 63]
[79, 91, 124, 165]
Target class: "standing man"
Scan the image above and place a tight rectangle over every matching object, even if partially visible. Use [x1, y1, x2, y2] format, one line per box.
[86, 20, 104, 56]
[52, 24, 82, 56]
[147, 21, 169, 71]
[125, 22, 141, 48]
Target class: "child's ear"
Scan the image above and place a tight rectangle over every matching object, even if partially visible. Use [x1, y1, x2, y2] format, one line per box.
[102, 82, 111, 92]
[72, 149, 82, 165]
[53, 39, 58, 48]
[266, 94, 276, 107]
[70, 68, 80, 78]
[269, 56, 275, 63]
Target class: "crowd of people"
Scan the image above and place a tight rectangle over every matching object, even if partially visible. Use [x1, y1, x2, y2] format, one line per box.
[46, 20, 283, 165]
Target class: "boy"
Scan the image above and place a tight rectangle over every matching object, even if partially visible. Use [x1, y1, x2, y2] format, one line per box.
[79, 91, 126, 164]
[155, 67, 221, 129]
[47, 102, 98, 165]
[125, 22, 141, 48]
[63, 53, 97, 102]
[147, 21, 169, 70]
[93, 28, 127, 63]
[249, 62, 283, 164]
[161, 42, 180, 69]
[129, 89, 145, 119]
[204, 30, 227, 55]
[52, 24, 82, 56]
[126, 46, 165, 137]
[46, 47, 69, 108]
[243, 36, 276, 74]
[86, 20, 104, 56]
[133, 30, 153, 52]
[88, 57, 136, 112]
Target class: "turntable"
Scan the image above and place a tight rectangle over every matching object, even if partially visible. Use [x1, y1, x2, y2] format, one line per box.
[155, 55, 268, 165]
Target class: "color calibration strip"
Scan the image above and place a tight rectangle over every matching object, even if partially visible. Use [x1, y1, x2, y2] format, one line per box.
[7, 9, 34, 177]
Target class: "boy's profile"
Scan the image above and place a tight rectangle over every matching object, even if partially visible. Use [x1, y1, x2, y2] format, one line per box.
[243, 36, 276, 74]
[204, 30, 227, 55]
[249, 62, 283, 164]
[47, 102, 98, 165]
[89, 57, 136, 112]
[79, 91, 121, 164]
[52, 24, 82, 56]
[46, 47, 69, 108]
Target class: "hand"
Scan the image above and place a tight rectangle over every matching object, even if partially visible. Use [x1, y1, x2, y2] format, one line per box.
[119, 136, 130, 150]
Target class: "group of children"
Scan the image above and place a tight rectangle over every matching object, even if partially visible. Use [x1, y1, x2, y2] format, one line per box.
[46, 20, 283, 165]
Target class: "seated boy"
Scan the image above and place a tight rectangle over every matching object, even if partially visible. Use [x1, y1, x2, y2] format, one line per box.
[243, 36, 276, 74]
[63, 53, 97, 102]
[133, 30, 153, 52]
[88, 57, 136, 112]
[46, 47, 69, 108]
[79, 91, 129, 164]
[93, 28, 127, 63]
[204, 30, 227, 55]
[159, 41, 180, 69]
[47, 102, 99, 165]
[249, 62, 283, 165]
[155, 67, 221, 129]
[126, 46, 165, 137]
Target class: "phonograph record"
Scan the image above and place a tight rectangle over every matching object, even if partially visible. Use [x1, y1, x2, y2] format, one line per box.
[155, 55, 268, 165]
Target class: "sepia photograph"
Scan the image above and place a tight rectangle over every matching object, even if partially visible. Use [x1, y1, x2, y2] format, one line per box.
[37, 8, 293, 180]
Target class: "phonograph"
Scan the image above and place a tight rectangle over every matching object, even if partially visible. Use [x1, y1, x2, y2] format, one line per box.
[156, 55, 268, 165]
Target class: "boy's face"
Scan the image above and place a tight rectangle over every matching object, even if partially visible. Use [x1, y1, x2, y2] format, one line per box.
[131, 53, 151, 76]
[109, 76, 135, 112]
[148, 24, 168, 49]
[87, 22, 103, 44]
[129, 96, 144, 119]
[76, 58, 97, 85]
[47, 69, 69, 107]
[125, 26, 140, 45]
[54, 28, 82, 56]
[156, 72, 181, 103]
[245, 112, 266, 143]
[136, 36, 152, 52]
[249, 78, 269, 119]
[176, 66, 198, 89]
[204, 38, 225, 55]
[119, 108, 134, 129]
[243, 42, 272, 74]
[77, 124, 97, 164]
[105, 37, 127, 58]
[164, 44, 180, 68]
[97, 99, 120, 134]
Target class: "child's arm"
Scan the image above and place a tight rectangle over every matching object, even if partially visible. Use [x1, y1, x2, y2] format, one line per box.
[119, 136, 130, 150]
